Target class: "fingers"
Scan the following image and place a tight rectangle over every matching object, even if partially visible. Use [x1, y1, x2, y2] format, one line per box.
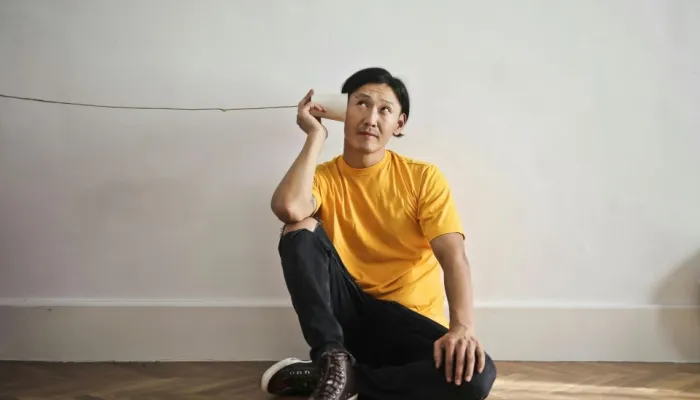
[298, 90, 326, 115]
[437, 335, 487, 386]
[444, 339, 456, 383]
[477, 341, 486, 374]
[433, 340, 442, 369]
[464, 339, 476, 383]
[454, 339, 468, 385]
[310, 103, 326, 114]
[298, 89, 313, 108]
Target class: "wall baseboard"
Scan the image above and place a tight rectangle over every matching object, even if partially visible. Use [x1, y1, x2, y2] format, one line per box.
[1, 299, 698, 362]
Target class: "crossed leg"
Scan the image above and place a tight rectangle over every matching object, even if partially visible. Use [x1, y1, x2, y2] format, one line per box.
[277, 217, 497, 399]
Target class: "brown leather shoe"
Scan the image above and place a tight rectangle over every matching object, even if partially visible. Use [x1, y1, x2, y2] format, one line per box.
[309, 350, 357, 400]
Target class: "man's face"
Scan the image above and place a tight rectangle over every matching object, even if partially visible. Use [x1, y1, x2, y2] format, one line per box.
[343, 83, 406, 154]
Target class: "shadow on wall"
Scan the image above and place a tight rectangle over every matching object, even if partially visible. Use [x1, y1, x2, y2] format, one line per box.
[653, 250, 700, 361]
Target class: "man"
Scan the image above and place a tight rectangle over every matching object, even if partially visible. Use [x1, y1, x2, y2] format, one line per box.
[262, 67, 497, 400]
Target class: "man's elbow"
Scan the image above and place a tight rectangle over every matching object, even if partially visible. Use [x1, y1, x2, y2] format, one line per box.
[271, 200, 310, 224]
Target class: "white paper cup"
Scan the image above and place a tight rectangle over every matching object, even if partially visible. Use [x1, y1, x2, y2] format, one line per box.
[310, 93, 347, 122]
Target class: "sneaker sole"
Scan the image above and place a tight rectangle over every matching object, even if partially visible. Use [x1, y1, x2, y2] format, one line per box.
[260, 357, 313, 393]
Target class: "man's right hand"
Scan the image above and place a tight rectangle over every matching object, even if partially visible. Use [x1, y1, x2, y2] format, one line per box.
[297, 89, 327, 138]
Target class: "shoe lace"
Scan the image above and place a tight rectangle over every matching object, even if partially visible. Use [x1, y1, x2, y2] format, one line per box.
[311, 352, 350, 399]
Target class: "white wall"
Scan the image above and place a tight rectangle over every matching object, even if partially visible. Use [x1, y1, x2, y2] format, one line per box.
[1, 0, 699, 362]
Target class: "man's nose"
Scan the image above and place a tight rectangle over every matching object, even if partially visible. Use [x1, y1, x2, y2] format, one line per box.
[364, 107, 379, 126]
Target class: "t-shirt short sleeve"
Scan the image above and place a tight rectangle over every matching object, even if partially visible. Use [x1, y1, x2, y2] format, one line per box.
[417, 165, 465, 242]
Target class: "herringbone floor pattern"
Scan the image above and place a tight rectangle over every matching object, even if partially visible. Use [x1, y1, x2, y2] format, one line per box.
[0, 360, 698, 399]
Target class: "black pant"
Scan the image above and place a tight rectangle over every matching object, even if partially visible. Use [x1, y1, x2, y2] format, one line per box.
[278, 219, 497, 400]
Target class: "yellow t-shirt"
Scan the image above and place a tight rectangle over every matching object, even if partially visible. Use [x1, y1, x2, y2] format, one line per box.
[311, 149, 464, 327]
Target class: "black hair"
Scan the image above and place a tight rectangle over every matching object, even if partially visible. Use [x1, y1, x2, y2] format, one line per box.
[341, 67, 410, 137]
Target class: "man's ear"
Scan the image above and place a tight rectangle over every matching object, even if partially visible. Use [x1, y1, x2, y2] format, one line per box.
[393, 113, 407, 137]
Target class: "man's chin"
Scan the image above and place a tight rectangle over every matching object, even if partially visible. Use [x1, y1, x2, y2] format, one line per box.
[353, 141, 379, 152]
[344, 137, 382, 153]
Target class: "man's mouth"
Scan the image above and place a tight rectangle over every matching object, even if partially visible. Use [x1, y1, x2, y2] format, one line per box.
[359, 131, 377, 137]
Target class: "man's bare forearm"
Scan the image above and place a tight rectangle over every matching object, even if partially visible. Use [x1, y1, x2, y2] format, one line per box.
[271, 132, 325, 223]
[431, 233, 475, 331]
[443, 252, 475, 331]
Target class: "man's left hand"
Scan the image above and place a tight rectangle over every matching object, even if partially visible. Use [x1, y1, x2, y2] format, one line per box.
[434, 325, 485, 385]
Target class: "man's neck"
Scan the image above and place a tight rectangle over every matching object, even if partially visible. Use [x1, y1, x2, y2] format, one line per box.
[342, 147, 386, 169]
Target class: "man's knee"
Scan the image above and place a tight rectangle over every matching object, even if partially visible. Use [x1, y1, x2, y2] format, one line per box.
[281, 217, 319, 236]
[455, 355, 497, 400]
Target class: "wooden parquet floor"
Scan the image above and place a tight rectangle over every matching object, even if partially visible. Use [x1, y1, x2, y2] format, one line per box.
[0, 360, 698, 399]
